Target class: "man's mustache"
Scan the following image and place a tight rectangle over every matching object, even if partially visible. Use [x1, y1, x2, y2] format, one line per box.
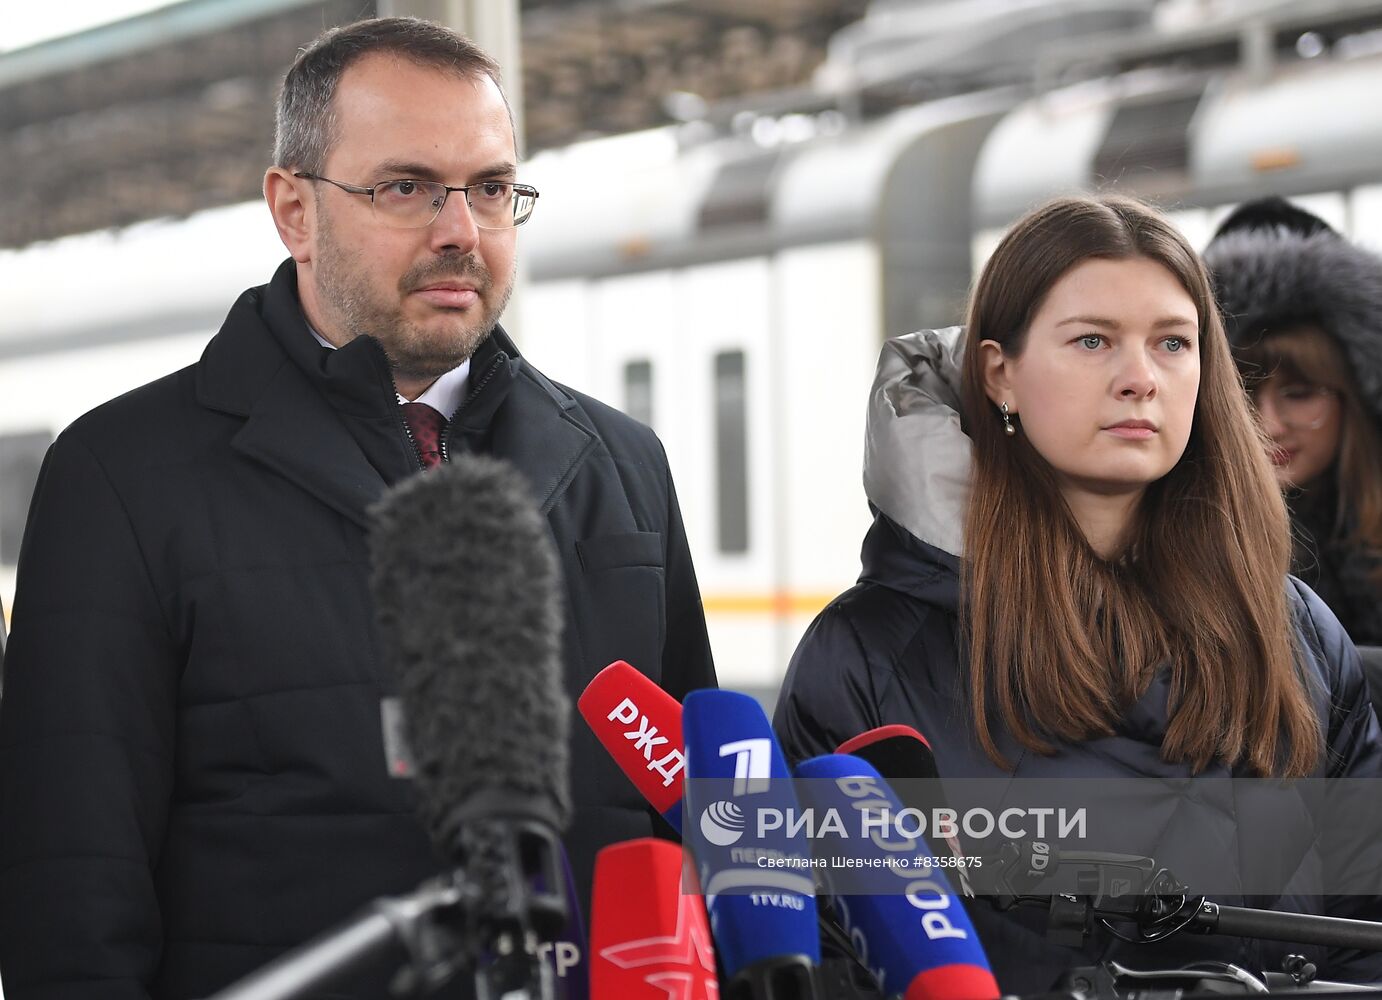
[402, 254, 491, 293]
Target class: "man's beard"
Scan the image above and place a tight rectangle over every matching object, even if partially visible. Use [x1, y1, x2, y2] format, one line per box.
[315, 216, 514, 381]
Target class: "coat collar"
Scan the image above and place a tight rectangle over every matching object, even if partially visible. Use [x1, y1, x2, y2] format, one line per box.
[195, 259, 596, 527]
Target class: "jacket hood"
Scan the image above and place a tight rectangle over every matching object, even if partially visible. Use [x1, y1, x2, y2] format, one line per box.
[859, 326, 972, 606]
[1203, 227, 1382, 424]
[863, 326, 971, 559]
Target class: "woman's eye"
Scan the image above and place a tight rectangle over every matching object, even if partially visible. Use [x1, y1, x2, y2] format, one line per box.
[1079, 334, 1104, 350]
[1164, 336, 1187, 352]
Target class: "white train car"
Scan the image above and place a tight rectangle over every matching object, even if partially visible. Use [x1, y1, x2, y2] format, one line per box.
[6, 46, 1382, 693]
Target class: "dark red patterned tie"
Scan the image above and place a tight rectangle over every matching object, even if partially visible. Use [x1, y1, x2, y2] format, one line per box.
[402, 402, 446, 470]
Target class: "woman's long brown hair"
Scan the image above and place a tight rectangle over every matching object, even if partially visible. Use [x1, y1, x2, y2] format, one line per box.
[959, 195, 1321, 778]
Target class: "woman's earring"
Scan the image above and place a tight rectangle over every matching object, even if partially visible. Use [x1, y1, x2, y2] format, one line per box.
[1000, 401, 1016, 437]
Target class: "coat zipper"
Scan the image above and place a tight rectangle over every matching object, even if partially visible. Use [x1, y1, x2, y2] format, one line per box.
[394, 350, 508, 470]
[392, 372, 426, 472]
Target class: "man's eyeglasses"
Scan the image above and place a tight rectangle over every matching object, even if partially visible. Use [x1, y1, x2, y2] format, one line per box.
[1251, 380, 1338, 431]
[294, 173, 538, 230]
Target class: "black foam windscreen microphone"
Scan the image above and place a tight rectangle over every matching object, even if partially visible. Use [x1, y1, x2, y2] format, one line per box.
[369, 455, 572, 986]
[370, 454, 571, 838]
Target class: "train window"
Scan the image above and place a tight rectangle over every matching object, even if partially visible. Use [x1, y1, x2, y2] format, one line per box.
[624, 359, 654, 428]
[714, 350, 749, 554]
[0, 431, 52, 566]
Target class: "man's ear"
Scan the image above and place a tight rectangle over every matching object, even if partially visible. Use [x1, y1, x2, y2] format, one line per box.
[978, 339, 1017, 412]
[264, 167, 314, 264]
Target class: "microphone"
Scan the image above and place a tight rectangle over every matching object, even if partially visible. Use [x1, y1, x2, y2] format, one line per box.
[577, 660, 686, 833]
[580, 677, 875, 995]
[211, 455, 571, 1000]
[589, 838, 718, 999]
[837, 726, 973, 896]
[370, 455, 572, 994]
[836, 726, 937, 777]
[795, 754, 999, 1000]
[539, 847, 589, 1000]
[683, 689, 821, 1000]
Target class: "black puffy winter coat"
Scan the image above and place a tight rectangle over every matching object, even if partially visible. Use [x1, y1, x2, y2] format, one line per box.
[0, 260, 716, 999]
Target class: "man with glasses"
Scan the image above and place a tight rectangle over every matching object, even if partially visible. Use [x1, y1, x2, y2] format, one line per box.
[0, 18, 715, 1000]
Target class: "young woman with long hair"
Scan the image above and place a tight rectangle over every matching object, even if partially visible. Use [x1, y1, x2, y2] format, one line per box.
[774, 195, 1382, 993]
[1204, 198, 1382, 645]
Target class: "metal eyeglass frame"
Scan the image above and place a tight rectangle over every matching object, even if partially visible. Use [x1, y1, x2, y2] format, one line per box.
[293, 172, 539, 230]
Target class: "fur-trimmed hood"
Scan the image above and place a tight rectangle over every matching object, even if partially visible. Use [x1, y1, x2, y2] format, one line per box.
[1203, 226, 1382, 423]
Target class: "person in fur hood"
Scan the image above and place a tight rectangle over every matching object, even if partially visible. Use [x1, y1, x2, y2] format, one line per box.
[1204, 198, 1382, 645]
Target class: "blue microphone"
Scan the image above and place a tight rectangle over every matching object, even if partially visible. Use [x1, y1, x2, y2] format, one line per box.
[683, 690, 821, 1000]
[794, 754, 999, 1000]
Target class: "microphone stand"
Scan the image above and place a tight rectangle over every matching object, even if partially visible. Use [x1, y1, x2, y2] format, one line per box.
[1194, 902, 1382, 954]
[979, 841, 1382, 997]
[981, 841, 1382, 954]
[206, 874, 473, 1000]
[207, 822, 568, 1000]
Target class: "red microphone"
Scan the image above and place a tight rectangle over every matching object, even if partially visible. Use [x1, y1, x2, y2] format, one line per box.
[577, 661, 686, 831]
[589, 839, 717, 1000]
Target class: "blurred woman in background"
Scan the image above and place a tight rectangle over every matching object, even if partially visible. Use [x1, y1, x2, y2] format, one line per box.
[1204, 198, 1382, 645]
[775, 195, 1382, 994]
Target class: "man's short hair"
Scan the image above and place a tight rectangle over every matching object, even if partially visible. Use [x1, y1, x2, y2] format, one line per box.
[273, 16, 508, 174]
